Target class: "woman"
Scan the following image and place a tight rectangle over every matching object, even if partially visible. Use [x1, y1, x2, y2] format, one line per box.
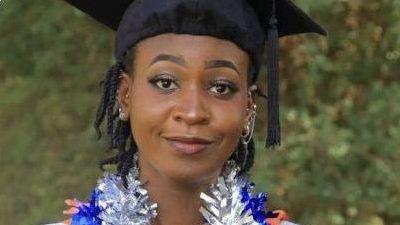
[52, 0, 326, 224]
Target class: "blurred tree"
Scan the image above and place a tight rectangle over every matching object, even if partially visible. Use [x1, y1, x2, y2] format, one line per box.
[0, 0, 398, 224]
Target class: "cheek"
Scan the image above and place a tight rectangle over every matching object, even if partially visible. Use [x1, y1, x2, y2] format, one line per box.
[210, 98, 247, 155]
[129, 79, 169, 141]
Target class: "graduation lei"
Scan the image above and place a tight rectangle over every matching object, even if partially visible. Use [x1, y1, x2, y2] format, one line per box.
[71, 159, 278, 225]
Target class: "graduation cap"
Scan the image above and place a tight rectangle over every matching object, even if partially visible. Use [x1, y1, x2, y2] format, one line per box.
[64, 0, 327, 148]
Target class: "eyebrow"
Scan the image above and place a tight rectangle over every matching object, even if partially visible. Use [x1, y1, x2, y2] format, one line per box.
[149, 54, 187, 67]
[149, 54, 240, 75]
[205, 60, 240, 75]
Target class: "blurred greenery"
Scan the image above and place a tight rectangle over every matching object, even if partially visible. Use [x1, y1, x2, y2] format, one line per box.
[0, 0, 399, 224]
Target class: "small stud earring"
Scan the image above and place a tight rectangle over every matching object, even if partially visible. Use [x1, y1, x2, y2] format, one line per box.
[119, 107, 129, 121]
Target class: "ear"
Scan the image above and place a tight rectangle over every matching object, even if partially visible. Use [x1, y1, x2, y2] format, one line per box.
[244, 85, 257, 122]
[117, 72, 132, 113]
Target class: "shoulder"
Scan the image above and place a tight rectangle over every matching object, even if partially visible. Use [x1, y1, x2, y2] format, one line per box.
[268, 219, 300, 225]
[281, 221, 300, 225]
[43, 222, 68, 225]
[266, 210, 300, 225]
[267, 219, 300, 225]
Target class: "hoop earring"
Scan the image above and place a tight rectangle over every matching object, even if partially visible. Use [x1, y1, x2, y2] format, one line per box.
[241, 104, 257, 145]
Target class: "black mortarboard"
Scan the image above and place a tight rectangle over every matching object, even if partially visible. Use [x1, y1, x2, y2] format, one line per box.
[64, 0, 326, 148]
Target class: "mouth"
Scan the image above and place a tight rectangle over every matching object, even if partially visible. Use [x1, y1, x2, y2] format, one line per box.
[162, 135, 214, 155]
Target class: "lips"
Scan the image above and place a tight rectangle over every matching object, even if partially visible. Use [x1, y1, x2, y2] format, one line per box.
[163, 136, 213, 155]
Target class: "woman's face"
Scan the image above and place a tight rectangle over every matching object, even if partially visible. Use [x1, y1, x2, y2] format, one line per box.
[120, 33, 251, 185]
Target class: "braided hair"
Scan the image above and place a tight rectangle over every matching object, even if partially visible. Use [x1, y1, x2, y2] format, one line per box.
[94, 47, 257, 187]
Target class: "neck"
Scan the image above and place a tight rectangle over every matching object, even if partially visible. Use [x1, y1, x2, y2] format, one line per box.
[139, 161, 212, 225]
[146, 178, 205, 225]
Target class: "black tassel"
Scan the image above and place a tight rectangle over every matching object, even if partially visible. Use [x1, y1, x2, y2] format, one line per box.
[266, 0, 281, 148]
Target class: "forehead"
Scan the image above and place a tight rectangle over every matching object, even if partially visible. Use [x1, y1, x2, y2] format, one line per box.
[134, 33, 250, 66]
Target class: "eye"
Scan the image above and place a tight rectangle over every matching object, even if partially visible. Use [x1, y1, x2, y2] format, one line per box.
[148, 74, 179, 91]
[209, 80, 238, 96]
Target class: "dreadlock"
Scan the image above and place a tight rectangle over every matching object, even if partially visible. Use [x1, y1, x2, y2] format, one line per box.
[94, 47, 258, 187]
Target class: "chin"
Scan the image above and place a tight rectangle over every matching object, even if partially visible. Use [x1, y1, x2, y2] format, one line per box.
[138, 138, 233, 186]
[150, 151, 226, 186]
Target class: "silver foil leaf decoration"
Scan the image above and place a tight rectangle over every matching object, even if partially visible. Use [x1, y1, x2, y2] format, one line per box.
[96, 156, 157, 225]
[200, 161, 262, 225]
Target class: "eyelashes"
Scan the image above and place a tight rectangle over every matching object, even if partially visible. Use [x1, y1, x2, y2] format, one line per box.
[147, 73, 239, 96]
[208, 80, 239, 96]
[148, 74, 178, 92]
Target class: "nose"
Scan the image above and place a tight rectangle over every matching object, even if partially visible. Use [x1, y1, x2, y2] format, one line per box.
[172, 87, 211, 126]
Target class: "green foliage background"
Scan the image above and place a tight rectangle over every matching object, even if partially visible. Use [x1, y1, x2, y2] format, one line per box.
[0, 0, 399, 224]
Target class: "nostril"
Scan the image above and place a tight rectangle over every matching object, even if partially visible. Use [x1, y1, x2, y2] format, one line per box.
[173, 109, 210, 125]
[174, 115, 183, 122]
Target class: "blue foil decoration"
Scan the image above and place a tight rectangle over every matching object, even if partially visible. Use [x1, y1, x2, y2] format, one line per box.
[71, 155, 157, 225]
[240, 185, 268, 225]
[71, 189, 102, 225]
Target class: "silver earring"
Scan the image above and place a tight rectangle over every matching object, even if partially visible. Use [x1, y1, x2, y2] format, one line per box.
[241, 104, 257, 145]
[119, 107, 129, 121]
